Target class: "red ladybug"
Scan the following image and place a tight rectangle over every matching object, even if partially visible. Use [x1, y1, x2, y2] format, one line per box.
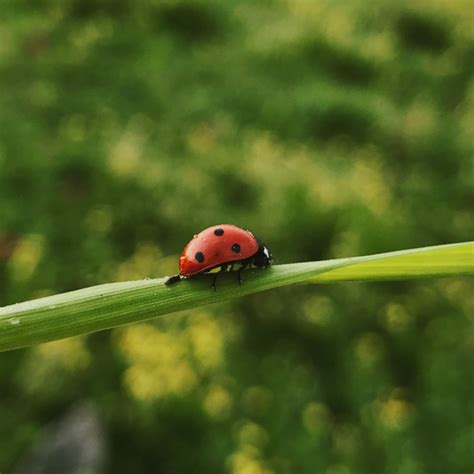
[165, 224, 272, 289]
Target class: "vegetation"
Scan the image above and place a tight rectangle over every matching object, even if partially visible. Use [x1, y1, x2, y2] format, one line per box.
[0, 0, 472, 473]
[1, 242, 472, 353]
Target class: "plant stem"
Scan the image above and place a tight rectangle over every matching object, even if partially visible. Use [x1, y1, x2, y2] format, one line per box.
[0, 242, 472, 352]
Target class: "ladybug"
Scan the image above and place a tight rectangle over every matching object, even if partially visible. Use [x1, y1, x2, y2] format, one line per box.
[165, 224, 272, 290]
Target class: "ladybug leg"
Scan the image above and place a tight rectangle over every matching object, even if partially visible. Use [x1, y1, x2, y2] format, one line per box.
[165, 275, 181, 285]
[237, 263, 249, 284]
[212, 265, 228, 291]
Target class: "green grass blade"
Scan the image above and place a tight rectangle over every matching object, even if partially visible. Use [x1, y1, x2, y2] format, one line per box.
[308, 241, 473, 282]
[0, 242, 472, 352]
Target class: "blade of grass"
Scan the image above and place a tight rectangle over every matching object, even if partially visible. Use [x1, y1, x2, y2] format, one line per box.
[0, 242, 472, 352]
[308, 241, 473, 282]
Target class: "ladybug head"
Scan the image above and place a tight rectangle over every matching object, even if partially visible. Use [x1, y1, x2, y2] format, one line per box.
[253, 243, 272, 268]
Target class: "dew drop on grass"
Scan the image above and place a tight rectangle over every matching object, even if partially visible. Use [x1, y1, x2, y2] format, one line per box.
[9, 317, 20, 325]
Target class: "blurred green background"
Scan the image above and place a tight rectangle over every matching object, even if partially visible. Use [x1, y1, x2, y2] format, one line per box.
[1, 0, 473, 473]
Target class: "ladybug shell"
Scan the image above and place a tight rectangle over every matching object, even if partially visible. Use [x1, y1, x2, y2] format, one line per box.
[179, 224, 259, 277]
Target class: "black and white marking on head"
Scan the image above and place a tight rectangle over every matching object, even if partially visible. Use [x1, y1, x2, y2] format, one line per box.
[231, 243, 241, 253]
[263, 246, 271, 260]
[214, 228, 224, 236]
[252, 243, 272, 268]
[195, 251, 205, 263]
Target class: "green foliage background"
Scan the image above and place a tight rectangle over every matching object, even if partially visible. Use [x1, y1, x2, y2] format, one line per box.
[0, 0, 472, 473]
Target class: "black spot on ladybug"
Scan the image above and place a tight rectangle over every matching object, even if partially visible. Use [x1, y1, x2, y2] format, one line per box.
[231, 243, 240, 253]
[195, 251, 205, 262]
[214, 228, 224, 236]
